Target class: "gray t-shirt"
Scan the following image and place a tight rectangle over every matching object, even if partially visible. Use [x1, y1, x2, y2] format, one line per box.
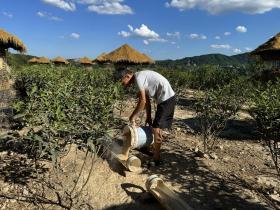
[134, 70, 175, 104]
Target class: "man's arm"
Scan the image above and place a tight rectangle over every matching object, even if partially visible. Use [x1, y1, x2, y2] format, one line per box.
[129, 89, 146, 124]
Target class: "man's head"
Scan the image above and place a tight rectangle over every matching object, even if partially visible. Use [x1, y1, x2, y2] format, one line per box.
[120, 68, 135, 86]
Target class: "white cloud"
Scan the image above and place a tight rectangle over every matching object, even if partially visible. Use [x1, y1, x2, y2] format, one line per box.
[128, 24, 133, 31]
[233, 48, 242, 53]
[245, 47, 252, 51]
[236, 25, 247, 33]
[37, 11, 46, 17]
[189, 33, 207, 40]
[171, 41, 176, 44]
[37, 11, 63, 21]
[201, 35, 207, 40]
[224, 32, 231, 36]
[118, 24, 167, 44]
[165, 0, 280, 14]
[70, 33, 80, 39]
[42, 0, 76, 11]
[2, 12, 13, 18]
[166, 31, 180, 39]
[50, 16, 63, 21]
[143, 40, 149, 45]
[84, 0, 133, 15]
[133, 24, 160, 39]
[210, 44, 231, 49]
[148, 38, 168, 42]
[215, 36, 221, 40]
[118, 31, 131, 38]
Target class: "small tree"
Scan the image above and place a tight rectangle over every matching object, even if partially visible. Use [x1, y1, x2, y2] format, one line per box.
[249, 80, 280, 175]
[195, 79, 248, 153]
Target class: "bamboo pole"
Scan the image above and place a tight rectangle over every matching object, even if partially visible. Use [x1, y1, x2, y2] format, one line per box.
[145, 175, 193, 210]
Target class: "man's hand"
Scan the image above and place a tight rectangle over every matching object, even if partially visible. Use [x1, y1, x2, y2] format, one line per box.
[129, 115, 136, 126]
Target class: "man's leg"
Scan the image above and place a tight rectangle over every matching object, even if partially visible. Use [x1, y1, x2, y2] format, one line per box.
[152, 127, 163, 161]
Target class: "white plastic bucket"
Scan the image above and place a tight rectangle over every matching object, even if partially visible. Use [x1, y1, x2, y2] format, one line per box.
[123, 125, 154, 149]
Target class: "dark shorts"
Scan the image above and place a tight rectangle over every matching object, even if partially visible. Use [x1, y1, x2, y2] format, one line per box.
[152, 95, 176, 129]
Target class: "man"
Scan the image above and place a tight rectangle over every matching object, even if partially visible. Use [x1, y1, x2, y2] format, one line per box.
[121, 68, 176, 165]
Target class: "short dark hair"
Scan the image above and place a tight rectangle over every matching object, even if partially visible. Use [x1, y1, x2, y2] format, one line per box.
[119, 67, 135, 79]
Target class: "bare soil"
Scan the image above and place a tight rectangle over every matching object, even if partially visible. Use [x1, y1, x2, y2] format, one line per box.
[0, 89, 280, 210]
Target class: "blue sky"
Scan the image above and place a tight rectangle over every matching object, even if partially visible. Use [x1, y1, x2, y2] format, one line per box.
[1, 0, 280, 60]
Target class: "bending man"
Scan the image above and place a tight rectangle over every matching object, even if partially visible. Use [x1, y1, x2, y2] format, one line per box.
[121, 68, 176, 165]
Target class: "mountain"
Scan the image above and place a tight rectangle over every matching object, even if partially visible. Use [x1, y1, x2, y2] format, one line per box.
[7, 52, 34, 66]
[7, 52, 254, 67]
[156, 53, 254, 68]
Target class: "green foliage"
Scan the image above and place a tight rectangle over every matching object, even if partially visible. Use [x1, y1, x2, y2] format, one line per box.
[195, 79, 249, 152]
[156, 65, 241, 93]
[12, 65, 121, 161]
[7, 52, 33, 67]
[249, 80, 280, 175]
[156, 68, 191, 97]
[187, 65, 241, 90]
[156, 52, 254, 69]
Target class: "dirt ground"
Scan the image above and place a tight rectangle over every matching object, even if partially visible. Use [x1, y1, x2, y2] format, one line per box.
[0, 89, 280, 210]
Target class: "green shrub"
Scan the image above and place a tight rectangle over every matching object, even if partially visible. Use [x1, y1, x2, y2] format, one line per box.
[12, 65, 121, 161]
[249, 79, 280, 175]
[188, 65, 240, 90]
[195, 78, 249, 152]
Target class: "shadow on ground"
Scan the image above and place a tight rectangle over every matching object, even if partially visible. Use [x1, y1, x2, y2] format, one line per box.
[140, 142, 271, 210]
[103, 183, 161, 210]
[174, 117, 259, 141]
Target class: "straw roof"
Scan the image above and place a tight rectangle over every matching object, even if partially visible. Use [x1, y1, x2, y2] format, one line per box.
[141, 53, 155, 64]
[251, 32, 280, 60]
[0, 29, 26, 53]
[36, 57, 51, 64]
[104, 44, 154, 64]
[28, 57, 38, 63]
[52, 56, 69, 64]
[94, 53, 107, 63]
[79, 57, 92, 65]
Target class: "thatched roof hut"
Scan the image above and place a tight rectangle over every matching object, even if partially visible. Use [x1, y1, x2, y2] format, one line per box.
[36, 57, 51, 64]
[52, 56, 69, 65]
[28, 57, 38, 64]
[251, 32, 280, 61]
[79, 57, 92, 66]
[104, 44, 154, 64]
[141, 53, 155, 64]
[94, 53, 107, 63]
[0, 29, 26, 53]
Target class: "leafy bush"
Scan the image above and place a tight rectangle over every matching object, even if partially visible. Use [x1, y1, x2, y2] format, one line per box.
[12, 65, 121, 161]
[187, 65, 240, 90]
[249, 79, 280, 175]
[156, 68, 191, 97]
[195, 79, 249, 152]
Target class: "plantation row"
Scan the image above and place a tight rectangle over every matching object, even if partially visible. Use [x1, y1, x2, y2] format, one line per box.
[10, 64, 280, 174]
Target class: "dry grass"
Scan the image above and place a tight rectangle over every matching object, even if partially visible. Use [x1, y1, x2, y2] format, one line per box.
[52, 56, 69, 64]
[94, 53, 107, 63]
[79, 57, 92, 65]
[104, 44, 154, 64]
[28, 57, 38, 63]
[36, 57, 51, 64]
[0, 29, 26, 53]
[251, 32, 280, 60]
